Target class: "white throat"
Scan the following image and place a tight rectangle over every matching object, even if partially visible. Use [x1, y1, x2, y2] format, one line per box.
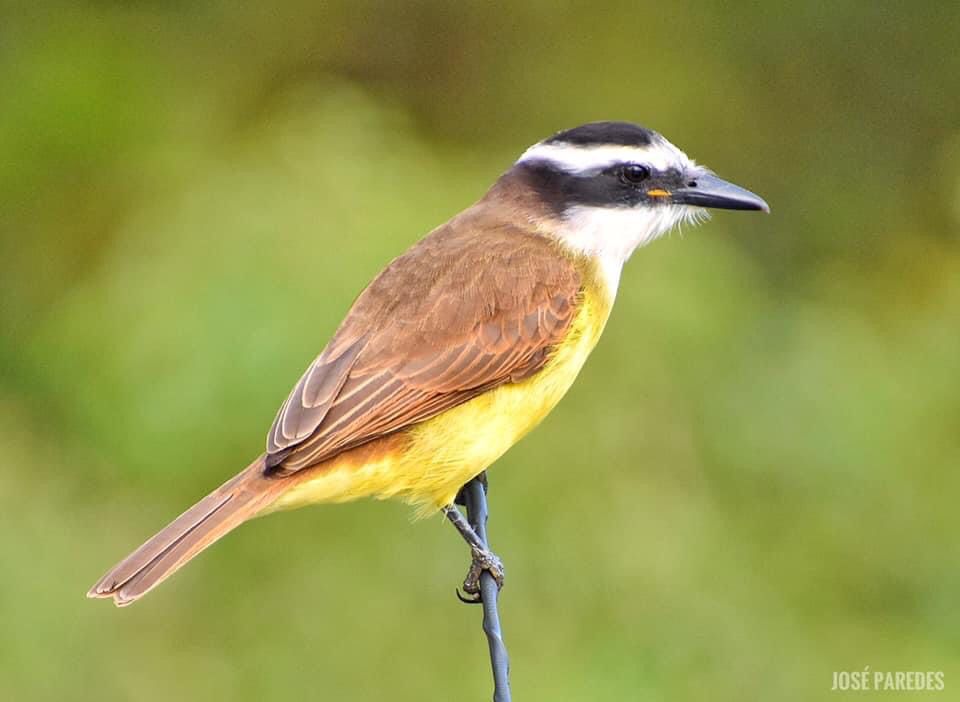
[555, 204, 703, 296]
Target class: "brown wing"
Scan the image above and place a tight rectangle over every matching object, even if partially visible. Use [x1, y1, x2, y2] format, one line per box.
[265, 213, 581, 473]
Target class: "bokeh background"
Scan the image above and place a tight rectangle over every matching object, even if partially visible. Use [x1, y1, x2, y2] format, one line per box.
[3, 2, 960, 700]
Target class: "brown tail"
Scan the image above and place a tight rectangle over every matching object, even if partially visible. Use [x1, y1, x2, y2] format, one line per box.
[87, 455, 284, 607]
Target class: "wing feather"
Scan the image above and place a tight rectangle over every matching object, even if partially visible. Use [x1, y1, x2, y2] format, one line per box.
[265, 215, 581, 474]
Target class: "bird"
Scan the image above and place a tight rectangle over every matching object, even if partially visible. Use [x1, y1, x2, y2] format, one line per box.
[88, 120, 768, 606]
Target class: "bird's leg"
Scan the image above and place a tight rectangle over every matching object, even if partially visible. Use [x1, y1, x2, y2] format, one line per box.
[443, 485, 505, 603]
[442, 505, 505, 601]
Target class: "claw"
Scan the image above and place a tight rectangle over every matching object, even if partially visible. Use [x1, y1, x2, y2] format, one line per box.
[456, 588, 482, 604]
[457, 545, 505, 604]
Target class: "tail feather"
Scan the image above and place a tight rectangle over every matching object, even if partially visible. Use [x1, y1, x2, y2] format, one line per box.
[87, 456, 282, 606]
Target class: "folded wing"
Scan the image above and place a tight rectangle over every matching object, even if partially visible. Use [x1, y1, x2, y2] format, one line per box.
[266, 218, 581, 473]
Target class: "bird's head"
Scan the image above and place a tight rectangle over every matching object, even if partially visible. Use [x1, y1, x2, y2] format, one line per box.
[504, 121, 768, 289]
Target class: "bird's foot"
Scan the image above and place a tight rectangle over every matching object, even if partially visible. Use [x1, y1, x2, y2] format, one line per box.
[456, 545, 505, 604]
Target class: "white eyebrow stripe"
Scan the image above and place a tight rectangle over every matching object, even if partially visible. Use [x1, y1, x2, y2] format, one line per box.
[517, 139, 694, 173]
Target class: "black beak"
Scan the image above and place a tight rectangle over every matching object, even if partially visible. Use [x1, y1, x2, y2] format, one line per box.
[671, 172, 769, 213]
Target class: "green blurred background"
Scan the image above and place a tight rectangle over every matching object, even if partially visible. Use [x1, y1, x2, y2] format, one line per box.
[2, 2, 959, 700]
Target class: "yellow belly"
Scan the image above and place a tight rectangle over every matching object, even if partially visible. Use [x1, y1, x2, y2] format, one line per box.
[269, 285, 611, 517]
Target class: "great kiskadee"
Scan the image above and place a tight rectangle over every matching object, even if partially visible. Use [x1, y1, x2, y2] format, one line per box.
[88, 121, 768, 606]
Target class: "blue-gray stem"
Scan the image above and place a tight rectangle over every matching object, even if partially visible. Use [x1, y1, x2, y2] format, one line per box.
[462, 476, 511, 702]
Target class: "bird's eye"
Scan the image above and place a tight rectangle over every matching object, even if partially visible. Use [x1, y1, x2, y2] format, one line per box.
[620, 164, 651, 184]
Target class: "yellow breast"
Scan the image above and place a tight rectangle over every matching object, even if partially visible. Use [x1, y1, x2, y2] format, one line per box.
[270, 279, 613, 517]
